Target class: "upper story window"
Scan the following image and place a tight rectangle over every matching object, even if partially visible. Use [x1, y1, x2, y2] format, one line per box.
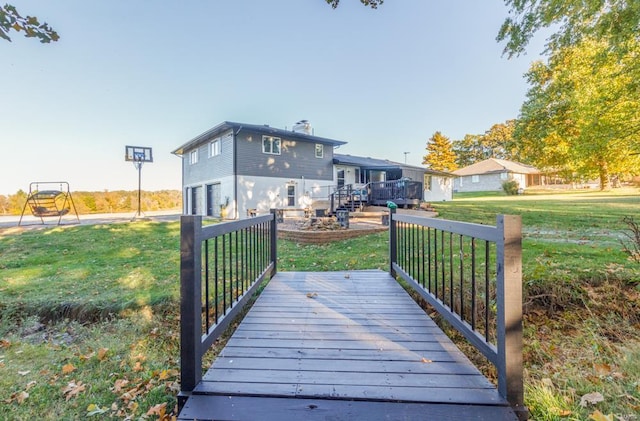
[190, 149, 198, 165]
[210, 138, 221, 157]
[315, 144, 323, 158]
[262, 136, 281, 155]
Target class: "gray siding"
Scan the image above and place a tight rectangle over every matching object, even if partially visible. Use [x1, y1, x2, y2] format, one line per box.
[235, 130, 334, 181]
[183, 131, 234, 185]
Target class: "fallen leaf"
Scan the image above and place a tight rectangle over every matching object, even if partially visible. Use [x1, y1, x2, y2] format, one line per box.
[86, 403, 108, 416]
[18, 370, 30, 376]
[25, 381, 36, 391]
[16, 391, 29, 404]
[62, 363, 76, 374]
[0, 339, 10, 348]
[589, 410, 614, 421]
[97, 348, 108, 361]
[62, 381, 86, 401]
[593, 363, 611, 376]
[306, 292, 318, 298]
[147, 402, 167, 416]
[344, 274, 350, 278]
[580, 391, 605, 407]
[421, 357, 432, 363]
[133, 361, 144, 372]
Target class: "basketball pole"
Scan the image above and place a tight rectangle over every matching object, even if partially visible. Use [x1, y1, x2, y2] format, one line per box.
[134, 159, 143, 219]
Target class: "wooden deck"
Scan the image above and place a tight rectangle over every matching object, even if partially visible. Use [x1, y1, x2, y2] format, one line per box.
[178, 270, 519, 420]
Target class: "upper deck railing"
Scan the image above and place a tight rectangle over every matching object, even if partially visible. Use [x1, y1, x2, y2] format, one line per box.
[389, 209, 526, 419]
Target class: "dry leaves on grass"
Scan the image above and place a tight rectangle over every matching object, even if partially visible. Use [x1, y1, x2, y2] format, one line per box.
[5, 391, 29, 404]
[62, 363, 76, 374]
[61, 380, 86, 401]
[580, 391, 605, 407]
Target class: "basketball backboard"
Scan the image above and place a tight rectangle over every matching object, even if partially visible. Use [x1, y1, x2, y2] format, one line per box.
[125, 146, 153, 162]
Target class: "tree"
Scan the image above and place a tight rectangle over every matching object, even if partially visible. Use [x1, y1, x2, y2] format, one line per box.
[498, 0, 640, 58]
[422, 131, 458, 172]
[452, 120, 519, 167]
[326, 0, 383, 8]
[514, 38, 640, 189]
[0, 4, 58, 43]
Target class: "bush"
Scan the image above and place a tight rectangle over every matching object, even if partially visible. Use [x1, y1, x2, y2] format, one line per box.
[502, 180, 519, 195]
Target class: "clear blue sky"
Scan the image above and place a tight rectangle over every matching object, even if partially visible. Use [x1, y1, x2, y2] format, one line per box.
[1, 0, 545, 196]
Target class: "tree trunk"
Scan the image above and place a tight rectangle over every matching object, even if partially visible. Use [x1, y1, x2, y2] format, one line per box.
[598, 160, 610, 190]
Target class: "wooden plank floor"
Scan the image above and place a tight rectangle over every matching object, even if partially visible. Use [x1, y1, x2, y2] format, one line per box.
[179, 270, 519, 420]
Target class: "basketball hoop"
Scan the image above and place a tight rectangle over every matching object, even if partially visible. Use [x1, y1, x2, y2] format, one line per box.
[125, 145, 153, 220]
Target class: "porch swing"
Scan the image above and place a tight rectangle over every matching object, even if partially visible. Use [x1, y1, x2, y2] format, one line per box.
[18, 182, 80, 226]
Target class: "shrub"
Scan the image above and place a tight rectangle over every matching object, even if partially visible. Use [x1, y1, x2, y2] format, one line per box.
[502, 180, 519, 195]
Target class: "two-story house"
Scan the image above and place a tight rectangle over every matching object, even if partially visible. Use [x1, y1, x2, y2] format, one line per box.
[172, 120, 454, 219]
[171, 121, 346, 219]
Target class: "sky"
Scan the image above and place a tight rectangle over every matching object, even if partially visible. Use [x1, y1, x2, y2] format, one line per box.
[1, 0, 547, 196]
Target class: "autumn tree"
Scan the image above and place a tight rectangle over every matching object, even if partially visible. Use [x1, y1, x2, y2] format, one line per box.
[514, 38, 640, 189]
[423, 131, 457, 172]
[498, 0, 640, 58]
[452, 120, 519, 167]
[0, 4, 58, 42]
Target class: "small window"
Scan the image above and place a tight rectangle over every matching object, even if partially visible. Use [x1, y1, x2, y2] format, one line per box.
[315, 144, 323, 158]
[210, 138, 221, 157]
[500, 172, 508, 180]
[424, 175, 432, 191]
[190, 149, 198, 165]
[471, 175, 479, 183]
[262, 136, 281, 155]
[287, 184, 295, 207]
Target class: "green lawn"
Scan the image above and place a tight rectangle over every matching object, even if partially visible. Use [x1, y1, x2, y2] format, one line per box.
[0, 189, 639, 419]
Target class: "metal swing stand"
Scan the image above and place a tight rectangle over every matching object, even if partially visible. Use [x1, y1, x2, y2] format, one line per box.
[18, 181, 80, 226]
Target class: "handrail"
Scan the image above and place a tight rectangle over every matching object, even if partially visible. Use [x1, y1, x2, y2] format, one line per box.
[389, 209, 527, 419]
[178, 211, 277, 410]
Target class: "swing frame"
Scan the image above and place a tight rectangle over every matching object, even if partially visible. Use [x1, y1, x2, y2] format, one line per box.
[18, 181, 80, 226]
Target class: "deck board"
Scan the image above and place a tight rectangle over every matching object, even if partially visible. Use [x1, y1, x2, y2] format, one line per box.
[180, 270, 518, 420]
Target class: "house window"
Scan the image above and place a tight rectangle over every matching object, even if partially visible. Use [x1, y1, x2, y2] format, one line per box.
[190, 149, 198, 165]
[354, 168, 361, 183]
[500, 172, 509, 180]
[315, 144, 323, 158]
[209, 138, 221, 157]
[337, 169, 345, 189]
[424, 175, 432, 191]
[262, 136, 281, 155]
[472, 175, 479, 183]
[287, 184, 295, 207]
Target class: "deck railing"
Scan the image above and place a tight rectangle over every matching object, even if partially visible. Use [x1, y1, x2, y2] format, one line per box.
[389, 209, 526, 418]
[178, 212, 277, 408]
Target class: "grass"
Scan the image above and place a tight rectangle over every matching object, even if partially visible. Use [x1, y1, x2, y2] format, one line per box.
[1, 189, 639, 419]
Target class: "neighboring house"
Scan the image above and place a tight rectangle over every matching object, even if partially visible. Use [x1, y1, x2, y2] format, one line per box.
[172, 121, 345, 218]
[333, 154, 453, 203]
[452, 158, 543, 193]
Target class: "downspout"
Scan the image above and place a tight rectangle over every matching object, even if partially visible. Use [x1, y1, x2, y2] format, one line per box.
[233, 126, 242, 219]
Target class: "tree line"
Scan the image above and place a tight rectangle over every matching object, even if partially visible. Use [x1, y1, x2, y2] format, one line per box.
[422, 0, 640, 190]
[0, 190, 182, 216]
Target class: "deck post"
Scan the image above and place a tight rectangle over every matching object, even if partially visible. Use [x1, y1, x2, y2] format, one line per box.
[270, 209, 278, 276]
[389, 207, 397, 276]
[179, 215, 203, 408]
[495, 215, 527, 419]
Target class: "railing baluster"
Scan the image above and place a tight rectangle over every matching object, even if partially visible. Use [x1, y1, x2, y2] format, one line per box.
[485, 240, 490, 343]
[204, 240, 210, 333]
[214, 237, 219, 324]
[449, 231, 453, 309]
[459, 234, 464, 321]
[471, 237, 476, 331]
